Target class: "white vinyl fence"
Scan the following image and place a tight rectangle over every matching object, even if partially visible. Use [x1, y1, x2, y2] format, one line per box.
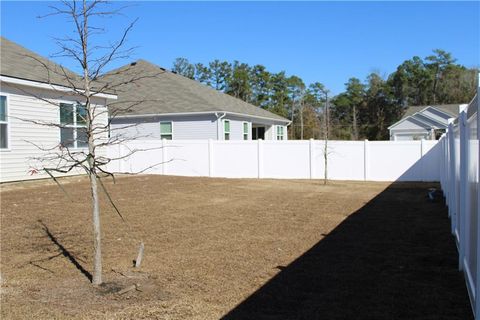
[440, 90, 480, 317]
[107, 138, 441, 182]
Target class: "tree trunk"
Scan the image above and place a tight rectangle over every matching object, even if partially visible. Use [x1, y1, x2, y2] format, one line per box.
[352, 105, 358, 140]
[300, 101, 304, 140]
[82, 0, 102, 285]
[90, 172, 102, 285]
[432, 65, 439, 104]
[290, 98, 295, 140]
[324, 94, 329, 185]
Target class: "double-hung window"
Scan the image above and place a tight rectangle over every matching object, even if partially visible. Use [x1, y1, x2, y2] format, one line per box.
[60, 103, 87, 148]
[0, 95, 8, 149]
[160, 122, 173, 140]
[243, 122, 249, 140]
[224, 120, 230, 140]
[276, 125, 284, 140]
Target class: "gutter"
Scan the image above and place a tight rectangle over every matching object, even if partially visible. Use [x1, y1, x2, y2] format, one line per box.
[0, 75, 117, 100]
[112, 110, 290, 123]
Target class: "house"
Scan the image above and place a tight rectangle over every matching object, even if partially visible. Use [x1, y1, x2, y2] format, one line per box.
[103, 60, 290, 141]
[0, 37, 116, 182]
[388, 104, 464, 141]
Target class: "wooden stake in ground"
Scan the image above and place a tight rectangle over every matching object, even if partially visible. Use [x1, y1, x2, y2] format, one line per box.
[135, 242, 144, 268]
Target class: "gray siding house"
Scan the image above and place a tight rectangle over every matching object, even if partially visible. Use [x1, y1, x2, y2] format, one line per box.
[103, 60, 290, 141]
[388, 104, 464, 141]
[0, 37, 114, 182]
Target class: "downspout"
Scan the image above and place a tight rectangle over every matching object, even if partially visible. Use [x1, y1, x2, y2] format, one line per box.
[215, 112, 227, 140]
[286, 120, 292, 140]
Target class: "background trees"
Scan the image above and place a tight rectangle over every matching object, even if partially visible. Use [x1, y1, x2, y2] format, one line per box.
[172, 49, 478, 140]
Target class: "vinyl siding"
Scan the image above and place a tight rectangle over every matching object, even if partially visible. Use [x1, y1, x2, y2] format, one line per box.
[110, 113, 289, 141]
[0, 82, 108, 182]
[111, 114, 218, 140]
[225, 118, 248, 140]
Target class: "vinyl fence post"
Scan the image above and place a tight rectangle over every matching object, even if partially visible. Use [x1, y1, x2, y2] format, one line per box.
[208, 139, 213, 177]
[459, 111, 468, 271]
[448, 121, 456, 231]
[309, 139, 314, 179]
[475, 72, 480, 318]
[364, 139, 369, 181]
[258, 139, 264, 179]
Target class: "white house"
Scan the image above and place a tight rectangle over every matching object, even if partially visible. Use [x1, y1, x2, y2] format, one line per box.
[0, 37, 116, 183]
[103, 60, 291, 142]
[388, 104, 463, 141]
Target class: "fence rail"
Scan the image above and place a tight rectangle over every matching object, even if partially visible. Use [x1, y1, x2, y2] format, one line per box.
[440, 83, 480, 317]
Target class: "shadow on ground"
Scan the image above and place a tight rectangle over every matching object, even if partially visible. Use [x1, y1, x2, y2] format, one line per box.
[38, 219, 93, 282]
[222, 183, 473, 320]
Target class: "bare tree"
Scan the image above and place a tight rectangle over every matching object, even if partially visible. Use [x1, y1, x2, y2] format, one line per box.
[11, 0, 164, 285]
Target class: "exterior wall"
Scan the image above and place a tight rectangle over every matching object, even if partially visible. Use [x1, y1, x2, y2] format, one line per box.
[111, 114, 218, 140]
[390, 129, 430, 141]
[111, 113, 289, 141]
[390, 117, 432, 141]
[0, 82, 108, 182]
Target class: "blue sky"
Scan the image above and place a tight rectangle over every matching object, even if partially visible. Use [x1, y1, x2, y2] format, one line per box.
[1, 1, 479, 94]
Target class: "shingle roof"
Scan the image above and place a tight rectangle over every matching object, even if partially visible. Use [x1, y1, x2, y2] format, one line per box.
[403, 104, 460, 118]
[0, 36, 82, 88]
[100, 59, 289, 122]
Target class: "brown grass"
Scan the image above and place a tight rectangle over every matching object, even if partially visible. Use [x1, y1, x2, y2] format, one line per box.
[0, 175, 472, 319]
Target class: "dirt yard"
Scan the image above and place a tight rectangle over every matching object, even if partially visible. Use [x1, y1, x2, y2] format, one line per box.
[0, 175, 472, 319]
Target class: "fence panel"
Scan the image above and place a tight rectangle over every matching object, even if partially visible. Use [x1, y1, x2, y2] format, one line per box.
[324, 141, 365, 181]
[212, 141, 258, 178]
[262, 141, 310, 179]
[440, 88, 479, 318]
[369, 141, 423, 181]
[164, 140, 210, 177]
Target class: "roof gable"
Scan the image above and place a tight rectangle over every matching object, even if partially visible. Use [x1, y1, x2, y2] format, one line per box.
[389, 115, 434, 130]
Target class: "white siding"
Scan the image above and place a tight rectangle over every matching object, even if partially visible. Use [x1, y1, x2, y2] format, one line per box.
[0, 83, 108, 182]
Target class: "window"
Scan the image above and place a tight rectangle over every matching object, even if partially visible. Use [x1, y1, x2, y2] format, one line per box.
[60, 103, 87, 148]
[276, 125, 284, 140]
[160, 122, 173, 140]
[0, 95, 7, 149]
[224, 120, 230, 140]
[243, 122, 249, 140]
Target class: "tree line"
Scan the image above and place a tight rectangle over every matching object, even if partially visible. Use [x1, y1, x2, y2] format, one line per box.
[172, 49, 478, 140]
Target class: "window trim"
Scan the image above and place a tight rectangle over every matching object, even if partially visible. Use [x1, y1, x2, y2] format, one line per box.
[276, 125, 284, 140]
[0, 93, 10, 151]
[242, 121, 249, 140]
[160, 121, 173, 140]
[223, 119, 230, 140]
[59, 101, 88, 149]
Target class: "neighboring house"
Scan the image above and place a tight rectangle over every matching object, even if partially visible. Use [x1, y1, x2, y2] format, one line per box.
[103, 60, 290, 141]
[0, 37, 116, 182]
[388, 104, 464, 141]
